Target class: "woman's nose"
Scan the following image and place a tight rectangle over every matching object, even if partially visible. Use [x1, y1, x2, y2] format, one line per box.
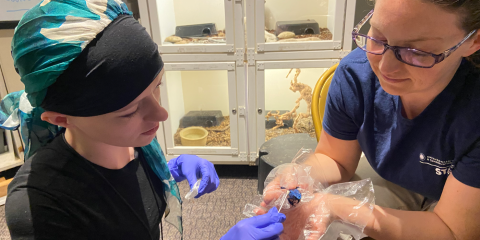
[378, 49, 404, 75]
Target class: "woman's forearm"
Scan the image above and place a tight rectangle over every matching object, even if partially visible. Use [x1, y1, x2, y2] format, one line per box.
[366, 206, 454, 240]
[303, 153, 354, 186]
[327, 195, 455, 240]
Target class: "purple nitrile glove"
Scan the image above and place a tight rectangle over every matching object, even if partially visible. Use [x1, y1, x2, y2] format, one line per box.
[168, 155, 220, 198]
[221, 207, 286, 240]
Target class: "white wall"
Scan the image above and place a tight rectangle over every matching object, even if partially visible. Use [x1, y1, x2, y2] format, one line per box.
[158, 0, 177, 42]
[264, 68, 327, 114]
[173, 0, 226, 31]
[0, 30, 24, 93]
[265, 0, 329, 30]
[166, 68, 326, 121]
[0, 0, 43, 21]
[166, 0, 331, 38]
[165, 71, 186, 132]
[164, 70, 230, 131]
[181, 71, 229, 116]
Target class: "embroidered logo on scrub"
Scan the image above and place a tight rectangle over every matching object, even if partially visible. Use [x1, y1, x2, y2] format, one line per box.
[419, 153, 454, 176]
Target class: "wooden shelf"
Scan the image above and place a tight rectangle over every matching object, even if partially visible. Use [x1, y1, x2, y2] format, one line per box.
[0, 158, 23, 173]
[0, 177, 14, 206]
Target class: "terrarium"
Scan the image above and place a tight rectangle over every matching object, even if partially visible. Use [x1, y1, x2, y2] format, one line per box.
[251, 0, 350, 52]
[163, 70, 233, 148]
[263, 0, 334, 43]
[156, 0, 228, 46]
[263, 67, 328, 141]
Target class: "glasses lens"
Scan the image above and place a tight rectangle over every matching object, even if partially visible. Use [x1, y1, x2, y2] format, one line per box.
[355, 35, 384, 54]
[398, 48, 436, 67]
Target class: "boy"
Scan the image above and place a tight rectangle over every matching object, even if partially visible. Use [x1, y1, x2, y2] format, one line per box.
[0, 0, 285, 239]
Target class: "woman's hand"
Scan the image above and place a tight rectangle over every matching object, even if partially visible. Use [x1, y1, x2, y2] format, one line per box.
[260, 163, 319, 210]
[256, 193, 331, 240]
[254, 163, 330, 240]
[167, 155, 220, 198]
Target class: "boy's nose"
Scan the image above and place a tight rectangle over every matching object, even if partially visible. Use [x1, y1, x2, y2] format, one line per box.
[144, 95, 168, 122]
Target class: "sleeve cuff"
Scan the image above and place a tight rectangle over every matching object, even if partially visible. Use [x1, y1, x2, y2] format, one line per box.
[323, 124, 357, 141]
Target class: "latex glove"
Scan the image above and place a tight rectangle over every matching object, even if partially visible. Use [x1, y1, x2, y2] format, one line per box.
[255, 194, 331, 240]
[261, 164, 317, 209]
[168, 155, 219, 198]
[221, 207, 286, 240]
[256, 163, 329, 240]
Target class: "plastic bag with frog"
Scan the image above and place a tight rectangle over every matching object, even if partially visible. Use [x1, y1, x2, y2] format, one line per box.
[243, 148, 375, 240]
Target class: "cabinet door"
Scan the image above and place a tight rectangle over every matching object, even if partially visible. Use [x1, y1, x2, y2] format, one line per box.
[0, 66, 24, 168]
[147, 0, 236, 54]
[159, 62, 249, 163]
[254, 60, 338, 151]
[253, 0, 347, 52]
[0, 29, 24, 94]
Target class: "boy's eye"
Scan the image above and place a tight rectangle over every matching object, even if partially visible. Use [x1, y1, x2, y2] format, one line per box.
[122, 108, 138, 118]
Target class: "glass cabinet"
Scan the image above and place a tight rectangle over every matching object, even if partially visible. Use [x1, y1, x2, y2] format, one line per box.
[147, 0, 237, 54]
[0, 129, 14, 163]
[253, 0, 349, 52]
[146, 0, 357, 164]
[253, 60, 338, 151]
[159, 62, 246, 163]
[0, 78, 24, 170]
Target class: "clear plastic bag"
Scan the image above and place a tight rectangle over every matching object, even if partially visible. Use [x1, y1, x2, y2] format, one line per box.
[243, 148, 375, 240]
[185, 179, 202, 200]
[302, 178, 375, 240]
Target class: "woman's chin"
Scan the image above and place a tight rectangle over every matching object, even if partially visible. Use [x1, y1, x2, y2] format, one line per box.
[379, 79, 409, 96]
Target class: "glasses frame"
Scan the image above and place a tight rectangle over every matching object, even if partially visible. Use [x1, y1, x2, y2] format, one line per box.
[352, 9, 477, 68]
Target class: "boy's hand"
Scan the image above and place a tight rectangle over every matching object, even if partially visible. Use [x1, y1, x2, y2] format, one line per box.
[256, 193, 331, 240]
[261, 164, 313, 209]
[168, 155, 220, 198]
[221, 207, 286, 240]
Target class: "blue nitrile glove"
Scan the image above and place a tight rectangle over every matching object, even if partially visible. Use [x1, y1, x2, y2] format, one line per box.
[168, 155, 219, 198]
[221, 207, 286, 240]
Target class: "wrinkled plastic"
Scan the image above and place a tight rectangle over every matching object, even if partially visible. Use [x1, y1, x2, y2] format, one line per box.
[302, 179, 375, 240]
[243, 148, 375, 240]
[291, 148, 329, 189]
[185, 179, 202, 200]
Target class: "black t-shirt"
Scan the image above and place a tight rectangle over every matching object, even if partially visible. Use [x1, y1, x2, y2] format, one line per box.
[5, 133, 166, 240]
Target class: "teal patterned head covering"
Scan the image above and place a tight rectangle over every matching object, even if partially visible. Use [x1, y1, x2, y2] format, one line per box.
[1, 0, 183, 236]
[12, 0, 130, 107]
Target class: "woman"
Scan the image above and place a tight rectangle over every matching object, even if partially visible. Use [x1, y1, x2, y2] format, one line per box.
[0, 0, 285, 239]
[262, 0, 480, 239]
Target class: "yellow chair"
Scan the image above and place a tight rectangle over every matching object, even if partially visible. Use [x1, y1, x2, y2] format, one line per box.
[311, 63, 339, 141]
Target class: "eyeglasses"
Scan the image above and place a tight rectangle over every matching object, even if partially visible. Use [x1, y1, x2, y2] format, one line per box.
[352, 9, 477, 68]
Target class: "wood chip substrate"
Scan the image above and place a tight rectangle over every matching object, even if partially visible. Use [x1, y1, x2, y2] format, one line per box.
[267, 28, 333, 41]
[265, 117, 316, 141]
[174, 116, 316, 146]
[166, 30, 226, 45]
[174, 116, 231, 146]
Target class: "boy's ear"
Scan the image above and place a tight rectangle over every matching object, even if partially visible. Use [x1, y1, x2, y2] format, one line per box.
[41, 111, 73, 128]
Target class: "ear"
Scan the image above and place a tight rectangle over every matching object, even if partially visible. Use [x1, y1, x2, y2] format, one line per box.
[463, 30, 480, 57]
[41, 111, 74, 128]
